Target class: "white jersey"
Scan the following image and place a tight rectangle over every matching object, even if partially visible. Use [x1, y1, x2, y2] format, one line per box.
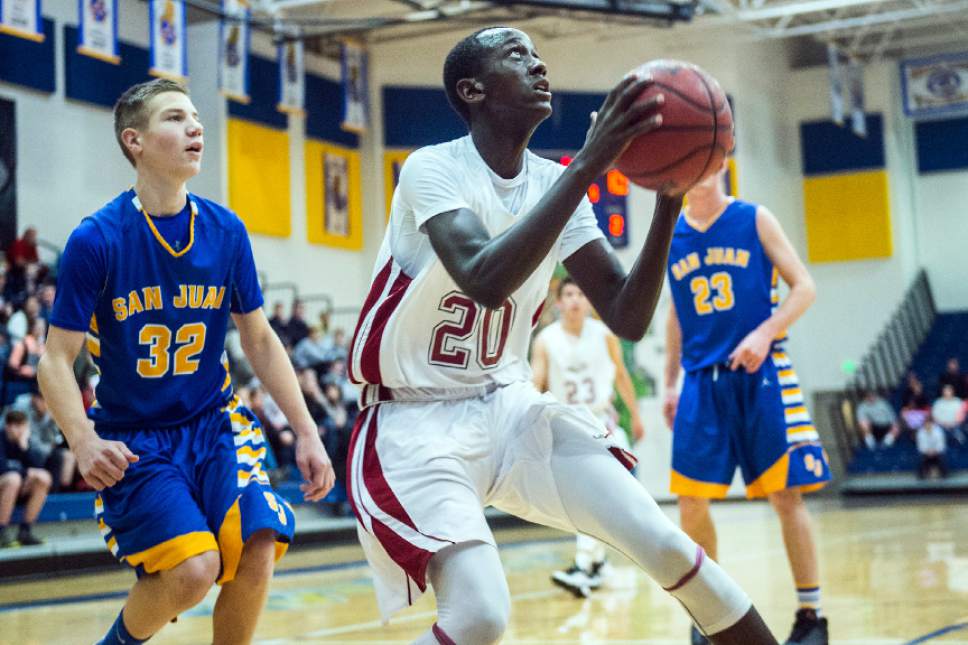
[349, 135, 605, 389]
[538, 318, 616, 416]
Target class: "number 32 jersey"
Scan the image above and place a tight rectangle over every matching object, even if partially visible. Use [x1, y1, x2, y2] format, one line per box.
[50, 189, 264, 428]
[667, 199, 782, 373]
[349, 135, 604, 390]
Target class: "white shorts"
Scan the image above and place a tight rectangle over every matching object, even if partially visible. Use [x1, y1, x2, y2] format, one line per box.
[347, 381, 636, 619]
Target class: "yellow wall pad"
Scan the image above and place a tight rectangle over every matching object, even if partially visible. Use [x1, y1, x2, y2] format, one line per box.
[803, 169, 892, 263]
[305, 139, 363, 250]
[124, 531, 219, 574]
[383, 149, 413, 221]
[227, 118, 292, 238]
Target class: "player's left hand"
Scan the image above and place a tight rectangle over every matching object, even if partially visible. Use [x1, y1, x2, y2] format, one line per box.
[295, 432, 336, 502]
[631, 416, 645, 442]
[728, 327, 772, 373]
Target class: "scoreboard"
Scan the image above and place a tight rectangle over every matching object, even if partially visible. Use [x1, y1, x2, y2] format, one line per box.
[559, 155, 630, 249]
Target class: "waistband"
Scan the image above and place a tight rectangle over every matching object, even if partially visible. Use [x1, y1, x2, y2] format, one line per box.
[359, 382, 501, 409]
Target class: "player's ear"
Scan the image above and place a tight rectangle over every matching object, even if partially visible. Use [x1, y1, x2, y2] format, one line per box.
[457, 78, 485, 107]
[121, 128, 142, 159]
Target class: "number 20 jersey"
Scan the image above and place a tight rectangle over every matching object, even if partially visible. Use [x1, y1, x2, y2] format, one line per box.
[50, 189, 264, 429]
[349, 136, 604, 390]
[667, 199, 781, 373]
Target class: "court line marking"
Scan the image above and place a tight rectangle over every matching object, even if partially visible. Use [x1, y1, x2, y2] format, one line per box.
[904, 620, 968, 644]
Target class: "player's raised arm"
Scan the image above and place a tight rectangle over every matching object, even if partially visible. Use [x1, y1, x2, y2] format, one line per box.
[423, 74, 663, 310]
[563, 193, 683, 341]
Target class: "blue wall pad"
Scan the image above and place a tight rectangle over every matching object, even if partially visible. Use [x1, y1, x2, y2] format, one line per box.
[800, 114, 885, 176]
[227, 54, 287, 129]
[0, 18, 55, 93]
[915, 116, 968, 173]
[64, 25, 150, 109]
[305, 72, 358, 146]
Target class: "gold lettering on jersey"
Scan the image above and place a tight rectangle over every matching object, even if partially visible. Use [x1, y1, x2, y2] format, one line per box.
[173, 285, 189, 309]
[127, 290, 144, 316]
[671, 252, 701, 281]
[112, 298, 128, 321]
[189, 285, 204, 309]
[703, 247, 751, 269]
[142, 286, 163, 311]
[173, 284, 226, 311]
[214, 287, 225, 309]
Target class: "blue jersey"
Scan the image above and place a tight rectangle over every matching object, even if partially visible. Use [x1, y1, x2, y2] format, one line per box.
[50, 189, 264, 429]
[667, 199, 783, 373]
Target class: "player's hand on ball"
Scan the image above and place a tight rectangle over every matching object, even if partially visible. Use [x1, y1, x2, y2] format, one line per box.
[663, 391, 679, 429]
[577, 74, 664, 173]
[296, 432, 335, 502]
[728, 327, 772, 373]
[74, 431, 139, 490]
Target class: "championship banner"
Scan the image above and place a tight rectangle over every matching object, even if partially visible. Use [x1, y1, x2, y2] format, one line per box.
[277, 39, 304, 115]
[0, 0, 44, 42]
[149, 0, 187, 82]
[848, 59, 866, 138]
[827, 43, 845, 126]
[219, 0, 249, 103]
[77, 0, 119, 64]
[324, 152, 349, 237]
[901, 51, 968, 119]
[340, 39, 368, 133]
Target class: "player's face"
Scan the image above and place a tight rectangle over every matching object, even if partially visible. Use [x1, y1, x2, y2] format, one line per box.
[557, 283, 590, 320]
[477, 29, 551, 121]
[685, 159, 728, 200]
[137, 91, 204, 180]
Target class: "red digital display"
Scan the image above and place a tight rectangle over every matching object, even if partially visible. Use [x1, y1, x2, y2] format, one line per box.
[587, 183, 600, 204]
[607, 169, 629, 196]
[608, 213, 625, 238]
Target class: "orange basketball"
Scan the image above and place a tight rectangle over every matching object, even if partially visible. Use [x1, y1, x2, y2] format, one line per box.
[615, 60, 734, 194]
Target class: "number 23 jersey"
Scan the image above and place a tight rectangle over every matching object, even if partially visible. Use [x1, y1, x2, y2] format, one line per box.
[50, 189, 264, 428]
[349, 135, 604, 389]
[667, 199, 782, 373]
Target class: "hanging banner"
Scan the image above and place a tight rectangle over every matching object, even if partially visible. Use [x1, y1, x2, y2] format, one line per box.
[277, 39, 304, 115]
[219, 0, 249, 103]
[900, 51, 968, 119]
[149, 0, 187, 82]
[827, 43, 845, 126]
[848, 59, 866, 138]
[0, 0, 44, 42]
[340, 39, 368, 133]
[324, 151, 350, 237]
[77, 0, 119, 63]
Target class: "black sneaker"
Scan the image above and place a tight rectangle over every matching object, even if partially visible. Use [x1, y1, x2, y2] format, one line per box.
[784, 609, 828, 645]
[690, 624, 710, 645]
[0, 530, 19, 549]
[551, 564, 600, 598]
[17, 528, 43, 547]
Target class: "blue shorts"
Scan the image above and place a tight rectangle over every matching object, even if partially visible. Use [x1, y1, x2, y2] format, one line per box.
[94, 395, 295, 583]
[671, 350, 831, 499]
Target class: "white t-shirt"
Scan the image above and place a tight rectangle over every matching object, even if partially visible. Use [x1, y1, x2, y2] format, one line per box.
[537, 318, 616, 416]
[349, 135, 605, 390]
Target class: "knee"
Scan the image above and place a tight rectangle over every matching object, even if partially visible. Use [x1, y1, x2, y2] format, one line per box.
[27, 468, 52, 491]
[768, 489, 803, 517]
[464, 600, 509, 645]
[678, 496, 710, 522]
[238, 528, 278, 580]
[163, 551, 220, 609]
[0, 471, 23, 493]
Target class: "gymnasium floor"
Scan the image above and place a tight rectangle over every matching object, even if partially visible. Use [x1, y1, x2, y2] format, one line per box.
[1, 497, 966, 644]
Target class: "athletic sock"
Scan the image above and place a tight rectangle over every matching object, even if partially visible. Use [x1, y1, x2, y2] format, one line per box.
[98, 609, 150, 645]
[796, 585, 822, 617]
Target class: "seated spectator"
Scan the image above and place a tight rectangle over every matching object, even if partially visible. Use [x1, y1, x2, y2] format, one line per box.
[0, 273, 12, 326]
[6, 317, 45, 402]
[326, 358, 359, 410]
[36, 283, 55, 323]
[6, 295, 39, 341]
[328, 327, 349, 363]
[938, 357, 967, 399]
[293, 326, 332, 373]
[916, 417, 948, 480]
[268, 301, 289, 344]
[901, 375, 932, 432]
[320, 378, 352, 492]
[297, 368, 328, 425]
[224, 320, 254, 386]
[931, 384, 966, 444]
[7, 227, 39, 269]
[246, 384, 295, 474]
[12, 387, 75, 491]
[0, 410, 50, 546]
[855, 389, 900, 450]
[286, 300, 310, 347]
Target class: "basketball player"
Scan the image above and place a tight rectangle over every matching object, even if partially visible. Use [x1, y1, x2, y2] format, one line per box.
[37, 79, 335, 645]
[346, 26, 776, 644]
[663, 163, 830, 645]
[532, 276, 645, 598]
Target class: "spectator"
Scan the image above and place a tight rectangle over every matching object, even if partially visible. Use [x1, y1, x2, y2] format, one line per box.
[293, 326, 332, 372]
[328, 327, 349, 363]
[12, 388, 75, 491]
[268, 301, 289, 342]
[938, 357, 967, 399]
[246, 384, 295, 473]
[297, 368, 328, 426]
[7, 227, 39, 268]
[855, 390, 900, 450]
[327, 358, 359, 409]
[286, 300, 310, 346]
[6, 295, 39, 341]
[223, 320, 254, 386]
[0, 410, 50, 546]
[901, 377, 931, 432]
[6, 318, 45, 402]
[0, 273, 12, 325]
[931, 384, 966, 444]
[36, 283, 55, 323]
[320, 378, 352, 491]
[916, 417, 948, 480]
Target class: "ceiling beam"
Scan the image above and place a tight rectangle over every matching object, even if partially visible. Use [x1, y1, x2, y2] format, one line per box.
[757, 0, 968, 37]
[735, 0, 888, 21]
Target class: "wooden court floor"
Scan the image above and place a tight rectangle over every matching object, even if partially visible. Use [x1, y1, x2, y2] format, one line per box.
[1, 497, 966, 644]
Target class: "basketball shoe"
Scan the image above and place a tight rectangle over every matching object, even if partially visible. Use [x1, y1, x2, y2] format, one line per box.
[551, 561, 604, 598]
[783, 608, 828, 645]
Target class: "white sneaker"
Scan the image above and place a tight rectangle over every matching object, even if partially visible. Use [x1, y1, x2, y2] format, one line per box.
[884, 433, 896, 447]
[864, 434, 876, 450]
[551, 564, 601, 598]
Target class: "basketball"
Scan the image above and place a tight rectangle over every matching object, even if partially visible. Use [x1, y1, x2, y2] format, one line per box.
[615, 60, 734, 194]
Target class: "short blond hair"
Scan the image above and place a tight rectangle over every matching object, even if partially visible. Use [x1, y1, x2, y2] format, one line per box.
[113, 79, 189, 166]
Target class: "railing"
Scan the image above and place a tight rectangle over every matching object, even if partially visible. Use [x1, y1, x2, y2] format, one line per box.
[830, 269, 936, 458]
